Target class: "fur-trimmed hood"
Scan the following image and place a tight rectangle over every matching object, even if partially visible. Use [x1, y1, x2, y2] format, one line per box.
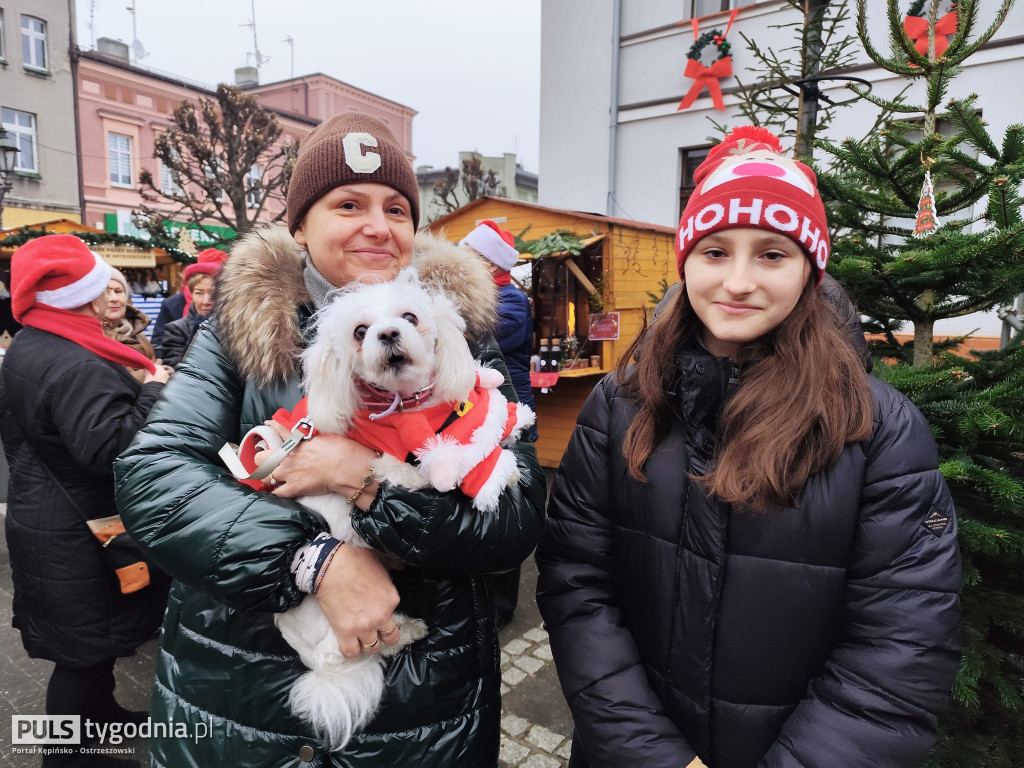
[216, 224, 497, 386]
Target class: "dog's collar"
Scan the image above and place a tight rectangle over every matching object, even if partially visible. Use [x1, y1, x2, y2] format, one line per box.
[356, 378, 437, 421]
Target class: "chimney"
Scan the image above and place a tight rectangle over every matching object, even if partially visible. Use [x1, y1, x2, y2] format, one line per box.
[97, 37, 130, 61]
[235, 66, 259, 88]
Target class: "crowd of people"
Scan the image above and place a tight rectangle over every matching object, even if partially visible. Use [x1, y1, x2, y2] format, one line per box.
[0, 115, 960, 768]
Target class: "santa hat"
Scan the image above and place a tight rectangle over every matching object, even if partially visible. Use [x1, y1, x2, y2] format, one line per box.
[183, 248, 229, 281]
[461, 220, 519, 272]
[11, 235, 111, 322]
[675, 126, 830, 284]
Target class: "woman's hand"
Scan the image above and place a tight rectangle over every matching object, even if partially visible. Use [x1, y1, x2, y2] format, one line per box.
[254, 422, 381, 508]
[314, 544, 403, 658]
[144, 365, 173, 384]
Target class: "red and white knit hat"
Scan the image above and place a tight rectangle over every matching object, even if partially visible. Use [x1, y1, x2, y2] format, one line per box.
[461, 220, 519, 272]
[675, 126, 830, 284]
[183, 248, 229, 280]
[11, 235, 111, 322]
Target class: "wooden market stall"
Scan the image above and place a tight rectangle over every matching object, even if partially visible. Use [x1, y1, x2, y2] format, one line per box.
[0, 219, 174, 349]
[428, 197, 678, 468]
[0, 218, 176, 279]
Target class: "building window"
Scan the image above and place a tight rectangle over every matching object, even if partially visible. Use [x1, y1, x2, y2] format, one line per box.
[160, 148, 182, 196]
[692, 0, 758, 18]
[246, 164, 262, 208]
[679, 145, 711, 215]
[21, 15, 47, 71]
[108, 132, 133, 187]
[1, 108, 37, 172]
[0, 10, 6, 61]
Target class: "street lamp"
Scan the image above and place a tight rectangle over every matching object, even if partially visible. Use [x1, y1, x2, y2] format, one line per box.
[0, 125, 20, 230]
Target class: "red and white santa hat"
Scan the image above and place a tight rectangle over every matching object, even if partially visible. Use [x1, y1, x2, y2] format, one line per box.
[460, 220, 519, 272]
[11, 234, 112, 322]
[675, 126, 830, 284]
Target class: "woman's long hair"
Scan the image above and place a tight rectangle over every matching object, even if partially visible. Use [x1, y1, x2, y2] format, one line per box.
[617, 278, 874, 514]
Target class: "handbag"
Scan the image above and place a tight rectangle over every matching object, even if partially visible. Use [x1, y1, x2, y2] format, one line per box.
[86, 514, 153, 594]
[7, 386, 160, 595]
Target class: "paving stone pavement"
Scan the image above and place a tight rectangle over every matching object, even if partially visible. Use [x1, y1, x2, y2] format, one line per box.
[0, 475, 573, 768]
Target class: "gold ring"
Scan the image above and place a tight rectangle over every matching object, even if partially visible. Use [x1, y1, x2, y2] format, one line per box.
[267, 472, 278, 485]
[362, 638, 380, 650]
[379, 622, 399, 638]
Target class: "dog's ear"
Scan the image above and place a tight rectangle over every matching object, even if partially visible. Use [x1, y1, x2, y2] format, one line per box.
[429, 292, 477, 401]
[301, 328, 360, 434]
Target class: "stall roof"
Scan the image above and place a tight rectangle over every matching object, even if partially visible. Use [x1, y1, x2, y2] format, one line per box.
[0, 218, 169, 265]
[517, 233, 607, 261]
[430, 197, 676, 235]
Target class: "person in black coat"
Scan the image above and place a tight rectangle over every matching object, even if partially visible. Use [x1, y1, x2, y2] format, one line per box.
[0, 235, 171, 768]
[149, 248, 226, 351]
[461, 220, 539, 628]
[535, 127, 961, 768]
[154, 267, 218, 369]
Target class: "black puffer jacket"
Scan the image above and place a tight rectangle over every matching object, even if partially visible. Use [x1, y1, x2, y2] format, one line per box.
[0, 328, 168, 667]
[114, 227, 547, 768]
[155, 306, 204, 369]
[536, 348, 961, 768]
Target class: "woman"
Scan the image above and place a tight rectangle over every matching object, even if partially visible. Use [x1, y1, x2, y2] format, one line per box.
[535, 127, 961, 768]
[155, 269, 216, 368]
[0, 235, 171, 768]
[114, 112, 546, 768]
[103, 267, 157, 381]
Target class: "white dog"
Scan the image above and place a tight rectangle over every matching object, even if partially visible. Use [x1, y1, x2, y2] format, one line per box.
[271, 267, 534, 751]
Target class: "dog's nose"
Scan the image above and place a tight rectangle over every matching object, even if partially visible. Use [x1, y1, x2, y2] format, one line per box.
[378, 328, 401, 345]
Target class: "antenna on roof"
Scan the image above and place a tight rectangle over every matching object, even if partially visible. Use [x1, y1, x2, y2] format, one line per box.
[125, 0, 147, 62]
[89, 0, 96, 49]
[240, 0, 271, 71]
[284, 35, 294, 79]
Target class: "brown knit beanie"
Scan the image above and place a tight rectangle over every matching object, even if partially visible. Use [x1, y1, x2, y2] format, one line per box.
[286, 112, 419, 233]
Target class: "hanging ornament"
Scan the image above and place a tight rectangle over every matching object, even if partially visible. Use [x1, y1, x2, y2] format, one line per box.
[903, 2, 958, 63]
[676, 8, 740, 112]
[176, 226, 198, 257]
[914, 168, 942, 236]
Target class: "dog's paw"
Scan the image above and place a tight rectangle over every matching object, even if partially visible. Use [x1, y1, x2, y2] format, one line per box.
[374, 454, 431, 490]
[377, 613, 428, 657]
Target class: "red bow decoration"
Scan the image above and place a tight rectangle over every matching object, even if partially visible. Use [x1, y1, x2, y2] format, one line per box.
[677, 57, 733, 112]
[903, 11, 957, 60]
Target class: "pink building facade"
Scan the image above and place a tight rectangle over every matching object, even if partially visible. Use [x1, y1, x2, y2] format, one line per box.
[75, 50, 416, 244]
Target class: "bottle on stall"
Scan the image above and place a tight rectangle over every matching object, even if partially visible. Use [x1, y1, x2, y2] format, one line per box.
[549, 338, 562, 372]
[538, 339, 550, 373]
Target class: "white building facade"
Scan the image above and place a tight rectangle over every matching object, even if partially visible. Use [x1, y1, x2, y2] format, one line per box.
[540, 0, 1024, 334]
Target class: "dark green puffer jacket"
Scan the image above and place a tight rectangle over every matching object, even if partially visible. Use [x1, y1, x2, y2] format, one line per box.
[113, 226, 547, 768]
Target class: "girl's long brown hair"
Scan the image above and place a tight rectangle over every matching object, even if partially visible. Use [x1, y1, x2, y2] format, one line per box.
[617, 279, 874, 514]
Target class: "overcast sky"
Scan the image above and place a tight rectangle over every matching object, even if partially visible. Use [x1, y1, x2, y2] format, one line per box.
[75, 0, 541, 174]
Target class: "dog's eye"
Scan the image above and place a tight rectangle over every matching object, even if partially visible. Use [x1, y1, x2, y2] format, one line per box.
[354, 325, 368, 341]
[402, 313, 418, 327]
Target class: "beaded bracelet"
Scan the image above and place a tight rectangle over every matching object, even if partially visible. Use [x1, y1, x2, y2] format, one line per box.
[312, 542, 343, 594]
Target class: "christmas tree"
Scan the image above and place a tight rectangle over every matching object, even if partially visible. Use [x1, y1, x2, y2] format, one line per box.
[816, 1, 1024, 765]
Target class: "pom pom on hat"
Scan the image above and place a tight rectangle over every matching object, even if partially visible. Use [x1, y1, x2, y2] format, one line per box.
[675, 125, 830, 284]
[183, 248, 229, 280]
[460, 220, 519, 272]
[11, 235, 112, 322]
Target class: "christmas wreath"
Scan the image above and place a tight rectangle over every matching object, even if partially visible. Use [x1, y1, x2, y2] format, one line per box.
[687, 29, 731, 62]
[677, 8, 739, 112]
